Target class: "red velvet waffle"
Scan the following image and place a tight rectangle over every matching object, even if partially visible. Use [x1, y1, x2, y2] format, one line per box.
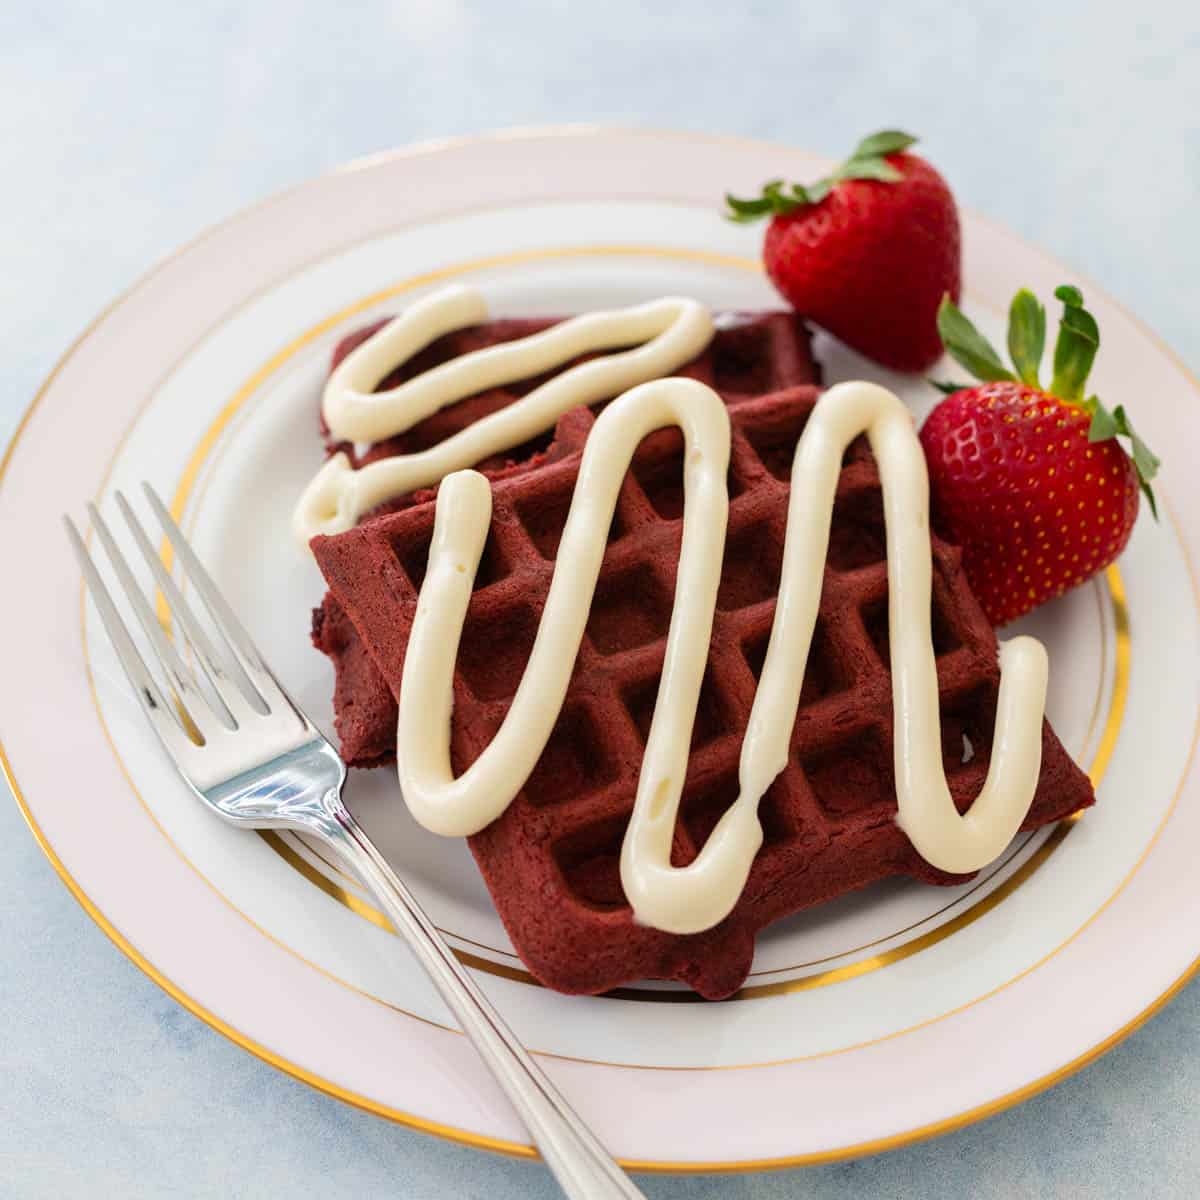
[313, 310, 820, 765]
[313, 386, 1095, 999]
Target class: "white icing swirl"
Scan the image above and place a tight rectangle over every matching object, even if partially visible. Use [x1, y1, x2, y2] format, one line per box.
[294, 285, 713, 542]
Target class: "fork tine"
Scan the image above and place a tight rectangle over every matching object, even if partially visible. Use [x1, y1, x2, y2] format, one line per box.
[141, 483, 291, 716]
[115, 490, 266, 720]
[64, 516, 196, 756]
[87, 503, 228, 737]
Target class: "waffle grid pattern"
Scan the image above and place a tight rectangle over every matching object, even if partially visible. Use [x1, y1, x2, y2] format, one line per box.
[314, 384, 1094, 998]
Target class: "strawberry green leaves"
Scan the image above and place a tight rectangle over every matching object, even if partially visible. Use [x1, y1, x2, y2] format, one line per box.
[934, 284, 1162, 519]
[939, 285, 1096, 396]
[1045, 287, 1157, 513]
[725, 180, 807, 222]
[935, 296, 1014, 383]
[1007, 290, 1046, 388]
[1083, 397, 1161, 517]
[830, 130, 917, 189]
[724, 129, 918, 223]
[1049, 285, 1100, 403]
[848, 130, 918, 159]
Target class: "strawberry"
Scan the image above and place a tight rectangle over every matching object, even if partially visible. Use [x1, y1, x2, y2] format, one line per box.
[725, 130, 960, 371]
[920, 285, 1160, 625]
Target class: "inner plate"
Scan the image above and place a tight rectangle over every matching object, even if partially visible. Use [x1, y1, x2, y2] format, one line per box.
[87, 211, 1164, 1069]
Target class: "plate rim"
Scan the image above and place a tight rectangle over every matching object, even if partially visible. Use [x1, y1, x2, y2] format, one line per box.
[4, 122, 1200, 1173]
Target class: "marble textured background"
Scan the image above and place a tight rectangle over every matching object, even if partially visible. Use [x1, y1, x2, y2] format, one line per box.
[3, 2, 1198, 1195]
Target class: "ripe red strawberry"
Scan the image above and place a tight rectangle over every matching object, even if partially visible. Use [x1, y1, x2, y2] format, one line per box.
[920, 285, 1159, 625]
[725, 130, 960, 371]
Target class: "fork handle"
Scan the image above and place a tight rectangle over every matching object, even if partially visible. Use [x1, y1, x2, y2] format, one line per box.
[322, 807, 646, 1199]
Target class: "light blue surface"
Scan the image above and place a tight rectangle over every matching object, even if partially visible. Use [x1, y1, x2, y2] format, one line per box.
[3, 3, 1199, 1196]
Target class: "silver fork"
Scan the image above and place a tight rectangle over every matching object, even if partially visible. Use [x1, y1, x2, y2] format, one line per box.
[66, 483, 645, 1200]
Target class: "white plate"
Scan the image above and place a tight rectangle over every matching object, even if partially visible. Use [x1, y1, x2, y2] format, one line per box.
[3, 127, 1199, 1172]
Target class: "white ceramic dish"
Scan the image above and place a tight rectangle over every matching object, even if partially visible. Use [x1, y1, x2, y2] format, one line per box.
[2, 127, 1198, 1172]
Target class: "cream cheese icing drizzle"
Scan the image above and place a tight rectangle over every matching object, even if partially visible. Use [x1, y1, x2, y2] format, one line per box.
[293, 286, 1049, 936]
[294, 285, 714, 542]
[397, 377, 1047, 935]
